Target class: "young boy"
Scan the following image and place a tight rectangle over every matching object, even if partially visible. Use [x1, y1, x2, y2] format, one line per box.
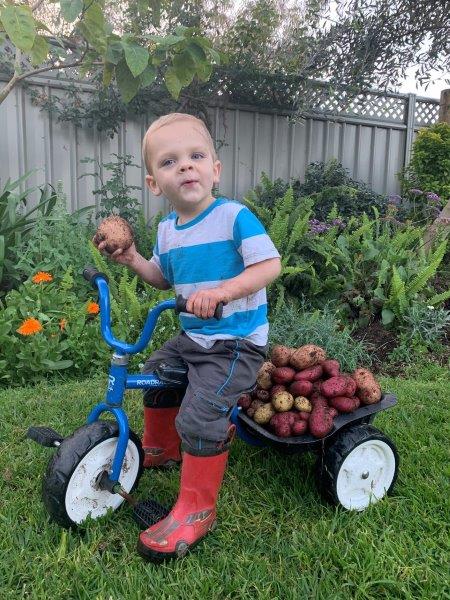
[96, 113, 281, 562]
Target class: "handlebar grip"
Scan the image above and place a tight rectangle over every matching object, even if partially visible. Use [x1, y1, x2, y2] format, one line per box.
[82, 266, 109, 287]
[175, 295, 223, 320]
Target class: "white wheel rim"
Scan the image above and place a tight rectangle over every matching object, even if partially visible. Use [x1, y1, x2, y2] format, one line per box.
[336, 440, 396, 511]
[65, 437, 141, 524]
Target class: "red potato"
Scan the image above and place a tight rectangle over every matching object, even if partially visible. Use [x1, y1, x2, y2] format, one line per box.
[311, 379, 324, 394]
[321, 359, 340, 377]
[270, 384, 287, 398]
[289, 380, 313, 397]
[289, 345, 327, 370]
[310, 393, 328, 408]
[237, 394, 252, 410]
[271, 345, 294, 367]
[270, 412, 294, 437]
[343, 375, 357, 397]
[255, 389, 270, 402]
[284, 411, 297, 426]
[298, 411, 311, 421]
[272, 367, 296, 384]
[293, 364, 323, 382]
[329, 396, 360, 413]
[292, 420, 308, 436]
[321, 376, 349, 398]
[328, 407, 338, 418]
[309, 406, 334, 438]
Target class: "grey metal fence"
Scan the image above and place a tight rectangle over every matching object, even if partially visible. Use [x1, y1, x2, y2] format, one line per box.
[0, 74, 440, 219]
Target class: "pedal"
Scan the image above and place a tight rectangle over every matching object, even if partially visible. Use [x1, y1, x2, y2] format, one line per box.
[133, 499, 170, 530]
[27, 426, 64, 447]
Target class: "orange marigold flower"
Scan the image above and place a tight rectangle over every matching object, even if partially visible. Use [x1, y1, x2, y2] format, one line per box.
[17, 317, 43, 336]
[32, 271, 53, 284]
[86, 301, 100, 315]
[59, 318, 67, 331]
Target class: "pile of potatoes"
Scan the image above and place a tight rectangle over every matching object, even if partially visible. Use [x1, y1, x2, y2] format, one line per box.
[238, 344, 382, 439]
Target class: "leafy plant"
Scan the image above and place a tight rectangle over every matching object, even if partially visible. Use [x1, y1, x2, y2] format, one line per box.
[246, 174, 449, 326]
[13, 182, 95, 297]
[0, 1, 222, 105]
[0, 172, 57, 294]
[80, 154, 142, 225]
[401, 303, 450, 345]
[401, 122, 450, 202]
[250, 161, 388, 220]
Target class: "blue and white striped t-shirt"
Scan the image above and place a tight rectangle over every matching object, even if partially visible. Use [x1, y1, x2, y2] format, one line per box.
[150, 197, 280, 348]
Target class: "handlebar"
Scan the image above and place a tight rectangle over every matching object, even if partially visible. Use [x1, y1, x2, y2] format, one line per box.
[83, 267, 224, 354]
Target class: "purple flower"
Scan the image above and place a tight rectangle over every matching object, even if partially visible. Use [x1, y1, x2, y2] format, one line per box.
[426, 192, 441, 204]
[308, 219, 330, 234]
[388, 194, 402, 206]
[409, 188, 423, 196]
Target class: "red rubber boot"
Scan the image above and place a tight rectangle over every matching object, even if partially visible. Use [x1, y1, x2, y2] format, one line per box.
[142, 407, 181, 468]
[137, 451, 228, 561]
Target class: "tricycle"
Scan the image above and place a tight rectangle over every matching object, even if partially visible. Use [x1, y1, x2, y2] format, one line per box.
[28, 267, 399, 529]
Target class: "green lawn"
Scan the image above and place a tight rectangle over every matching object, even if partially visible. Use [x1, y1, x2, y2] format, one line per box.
[1, 367, 449, 600]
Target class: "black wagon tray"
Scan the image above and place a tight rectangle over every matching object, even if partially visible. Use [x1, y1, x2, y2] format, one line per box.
[237, 393, 397, 450]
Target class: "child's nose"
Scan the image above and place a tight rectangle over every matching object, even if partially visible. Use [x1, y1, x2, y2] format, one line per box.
[179, 159, 194, 172]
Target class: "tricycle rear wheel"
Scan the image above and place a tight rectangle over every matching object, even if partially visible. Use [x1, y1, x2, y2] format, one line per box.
[315, 424, 399, 511]
[42, 420, 144, 528]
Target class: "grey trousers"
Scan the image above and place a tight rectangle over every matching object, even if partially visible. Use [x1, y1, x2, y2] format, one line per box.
[142, 332, 267, 455]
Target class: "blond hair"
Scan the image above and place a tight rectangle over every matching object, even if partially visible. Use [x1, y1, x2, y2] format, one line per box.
[142, 113, 217, 174]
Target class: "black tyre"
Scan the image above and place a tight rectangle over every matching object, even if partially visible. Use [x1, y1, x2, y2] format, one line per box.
[43, 420, 144, 528]
[315, 424, 399, 511]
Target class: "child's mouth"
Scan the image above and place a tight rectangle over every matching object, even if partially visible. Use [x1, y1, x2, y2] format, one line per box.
[181, 180, 199, 187]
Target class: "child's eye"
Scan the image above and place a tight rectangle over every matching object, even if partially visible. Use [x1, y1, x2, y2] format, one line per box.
[192, 152, 204, 160]
[161, 158, 174, 167]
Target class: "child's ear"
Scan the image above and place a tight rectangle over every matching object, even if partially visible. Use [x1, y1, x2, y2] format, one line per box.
[146, 174, 161, 196]
[213, 160, 222, 186]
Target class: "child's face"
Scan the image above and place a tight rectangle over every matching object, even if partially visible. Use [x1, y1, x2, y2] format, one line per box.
[145, 120, 221, 216]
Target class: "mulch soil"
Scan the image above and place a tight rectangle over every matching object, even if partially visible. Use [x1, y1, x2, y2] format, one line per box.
[351, 320, 449, 376]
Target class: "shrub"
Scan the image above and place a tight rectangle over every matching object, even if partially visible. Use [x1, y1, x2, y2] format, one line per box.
[80, 154, 142, 225]
[401, 122, 450, 202]
[250, 160, 388, 219]
[13, 182, 94, 298]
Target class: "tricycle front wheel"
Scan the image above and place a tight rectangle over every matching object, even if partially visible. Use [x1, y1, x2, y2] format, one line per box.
[315, 424, 399, 511]
[42, 421, 144, 528]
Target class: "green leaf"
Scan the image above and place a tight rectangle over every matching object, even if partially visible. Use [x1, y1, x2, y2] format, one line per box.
[105, 40, 123, 64]
[186, 42, 206, 66]
[164, 67, 182, 100]
[382, 308, 395, 325]
[1, 5, 36, 52]
[172, 51, 196, 87]
[41, 359, 73, 370]
[29, 35, 49, 66]
[427, 289, 450, 306]
[196, 60, 212, 82]
[122, 41, 149, 77]
[77, 2, 107, 55]
[115, 59, 140, 103]
[60, 0, 83, 23]
[140, 64, 156, 88]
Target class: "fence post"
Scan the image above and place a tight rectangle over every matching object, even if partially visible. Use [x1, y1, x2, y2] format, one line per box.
[438, 89, 450, 124]
[403, 93, 416, 169]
